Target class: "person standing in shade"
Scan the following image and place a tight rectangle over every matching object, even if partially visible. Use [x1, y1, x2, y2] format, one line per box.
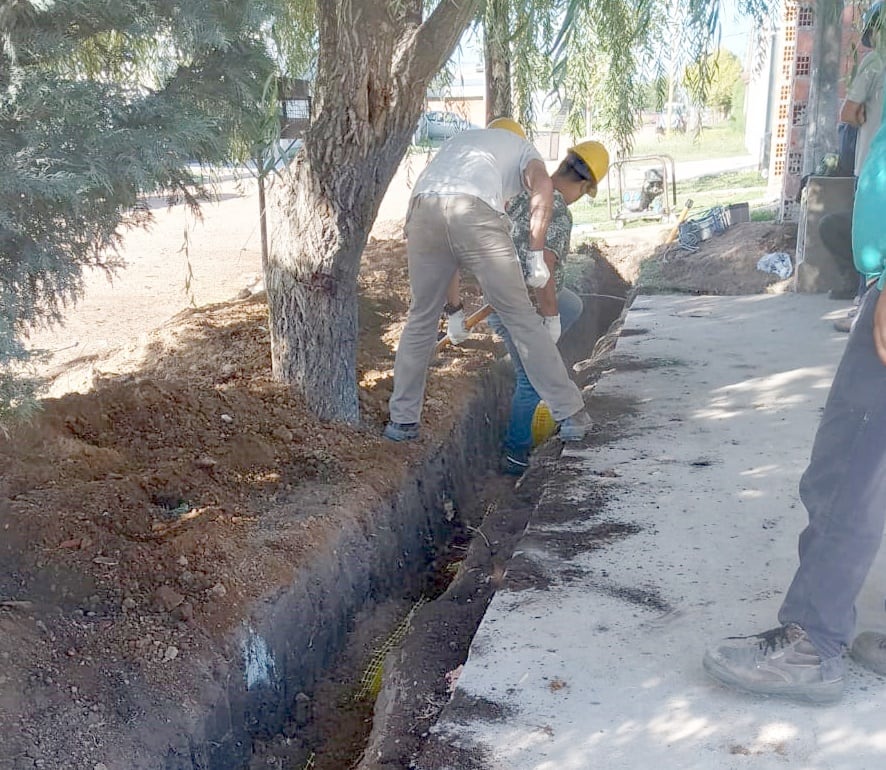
[384, 119, 592, 443]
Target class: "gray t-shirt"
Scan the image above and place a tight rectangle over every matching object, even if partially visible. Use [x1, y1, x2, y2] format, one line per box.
[410, 128, 543, 214]
[847, 49, 885, 173]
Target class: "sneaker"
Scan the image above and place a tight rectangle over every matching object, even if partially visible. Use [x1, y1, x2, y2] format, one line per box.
[833, 315, 854, 333]
[500, 450, 529, 476]
[383, 421, 419, 442]
[850, 631, 886, 675]
[558, 409, 592, 441]
[702, 624, 844, 704]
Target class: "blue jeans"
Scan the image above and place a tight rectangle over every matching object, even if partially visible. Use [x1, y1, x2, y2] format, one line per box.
[487, 288, 584, 458]
[778, 288, 886, 665]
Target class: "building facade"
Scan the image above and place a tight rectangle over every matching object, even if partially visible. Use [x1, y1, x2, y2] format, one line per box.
[750, 1, 867, 222]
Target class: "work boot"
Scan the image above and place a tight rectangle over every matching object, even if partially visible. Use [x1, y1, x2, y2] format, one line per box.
[383, 421, 419, 442]
[500, 449, 530, 476]
[850, 631, 886, 675]
[558, 409, 593, 441]
[703, 624, 844, 704]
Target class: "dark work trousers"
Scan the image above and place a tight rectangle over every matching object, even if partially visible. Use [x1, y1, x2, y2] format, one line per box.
[778, 287, 886, 674]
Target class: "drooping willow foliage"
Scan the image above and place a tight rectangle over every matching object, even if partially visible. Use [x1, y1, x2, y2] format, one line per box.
[481, 0, 773, 154]
[0, 0, 778, 423]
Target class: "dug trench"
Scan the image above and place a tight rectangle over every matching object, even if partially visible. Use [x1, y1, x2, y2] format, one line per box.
[0, 237, 633, 770]
[244, 220, 797, 769]
[248, 269, 632, 769]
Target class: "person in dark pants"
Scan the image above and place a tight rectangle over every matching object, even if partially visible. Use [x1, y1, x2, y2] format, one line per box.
[702, 81, 886, 704]
[488, 140, 609, 475]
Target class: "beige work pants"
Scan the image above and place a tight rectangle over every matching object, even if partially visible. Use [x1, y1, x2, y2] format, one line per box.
[388, 194, 584, 424]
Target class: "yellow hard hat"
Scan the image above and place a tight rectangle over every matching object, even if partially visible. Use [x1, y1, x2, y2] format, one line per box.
[567, 140, 610, 184]
[487, 117, 526, 139]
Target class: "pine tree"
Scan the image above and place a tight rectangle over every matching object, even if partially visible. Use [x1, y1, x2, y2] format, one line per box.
[0, 0, 274, 421]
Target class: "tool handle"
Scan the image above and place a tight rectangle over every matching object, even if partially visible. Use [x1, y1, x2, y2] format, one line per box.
[665, 198, 694, 244]
[434, 304, 494, 354]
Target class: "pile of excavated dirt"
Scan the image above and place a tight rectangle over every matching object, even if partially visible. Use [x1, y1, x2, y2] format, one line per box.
[0, 221, 785, 769]
[641, 220, 798, 295]
[0, 234, 496, 770]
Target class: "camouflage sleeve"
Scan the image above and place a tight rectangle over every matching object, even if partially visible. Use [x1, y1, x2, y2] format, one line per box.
[544, 196, 572, 264]
[506, 191, 572, 289]
[507, 192, 571, 260]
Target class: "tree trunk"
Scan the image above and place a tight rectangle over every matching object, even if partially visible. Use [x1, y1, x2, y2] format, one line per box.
[484, 0, 512, 125]
[266, 134, 410, 423]
[265, 0, 481, 424]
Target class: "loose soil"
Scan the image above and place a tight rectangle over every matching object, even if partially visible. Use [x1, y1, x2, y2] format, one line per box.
[642, 220, 798, 295]
[0, 191, 793, 769]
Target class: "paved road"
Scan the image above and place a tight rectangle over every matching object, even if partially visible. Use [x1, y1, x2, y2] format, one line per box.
[26, 177, 264, 395]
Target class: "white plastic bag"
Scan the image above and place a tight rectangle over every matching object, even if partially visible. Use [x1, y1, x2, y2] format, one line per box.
[756, 251, 793, 280]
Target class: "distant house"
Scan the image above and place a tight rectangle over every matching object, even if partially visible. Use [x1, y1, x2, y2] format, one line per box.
[424, 64, 568, 161]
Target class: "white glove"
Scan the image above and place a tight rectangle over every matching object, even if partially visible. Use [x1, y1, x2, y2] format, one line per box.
[445, 308, 470, 345]
[525, 249, 550, 288]
[542, 314, 561, 343]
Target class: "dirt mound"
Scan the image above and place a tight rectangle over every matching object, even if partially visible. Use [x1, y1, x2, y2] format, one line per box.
[0, 236, 494, 770]
[568, 241, 633, 299]
[641, 221, 798, 295]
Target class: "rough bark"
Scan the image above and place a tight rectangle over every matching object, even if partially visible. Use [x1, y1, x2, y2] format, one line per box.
[484, 0, 512, 125]
[266, 0, 481, 423]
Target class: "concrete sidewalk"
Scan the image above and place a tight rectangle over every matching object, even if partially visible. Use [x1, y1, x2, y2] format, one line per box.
[417, 293, 886, 770]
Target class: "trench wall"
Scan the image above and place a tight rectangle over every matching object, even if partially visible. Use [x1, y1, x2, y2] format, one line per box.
[149, 286, 624, 769]
[158, 362, 513, 769]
